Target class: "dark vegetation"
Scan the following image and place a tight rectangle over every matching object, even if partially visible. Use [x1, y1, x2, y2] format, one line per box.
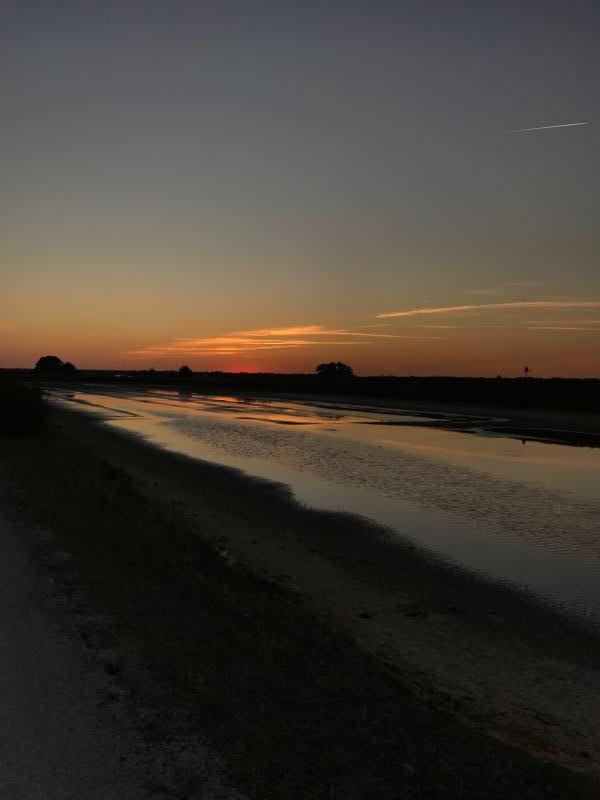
[34, 355, 77, 375]
[1, 416, 598, 799]
[315, 361, 354, 379]
[0, 380, 45, 435]
[3, 365, 600, 413]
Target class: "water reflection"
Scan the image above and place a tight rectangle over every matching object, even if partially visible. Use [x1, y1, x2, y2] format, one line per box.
[49, 387, 600, 626]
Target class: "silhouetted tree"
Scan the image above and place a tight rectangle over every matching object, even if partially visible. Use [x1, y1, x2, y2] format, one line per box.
[35, 355, 64, 371]
[315, 362, 354, 379]
[34, 356, 77, 374]
[178, 365, 193, 376]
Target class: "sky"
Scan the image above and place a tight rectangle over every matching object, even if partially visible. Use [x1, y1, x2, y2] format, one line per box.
[1, 0, 598, 376]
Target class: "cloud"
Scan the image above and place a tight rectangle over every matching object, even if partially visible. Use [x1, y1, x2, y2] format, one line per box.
[129, 337, 368, 357]
[507, 281, 548, 288]
[525, 319, 600, 325]
[528, 326, 600, 332]
[467, 282, 548, 296]
[233, 325, 400, 339]
[377, 301, 600, 319]
[128, 324, 447, 358]
[505, 122, 588, 134]
[367, 335, 447, 339]
[232, 325, 331, 337]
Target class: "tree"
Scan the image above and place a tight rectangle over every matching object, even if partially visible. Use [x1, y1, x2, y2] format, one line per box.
[35, 355, 64, 371]
[178, 365, 193, 376]
[34, 356, 77, 373]
[315, 362, 354, 379]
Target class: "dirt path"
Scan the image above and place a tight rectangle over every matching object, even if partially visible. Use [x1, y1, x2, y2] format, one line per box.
[0, 508, 148, 798]
[0, 476, 245, 800]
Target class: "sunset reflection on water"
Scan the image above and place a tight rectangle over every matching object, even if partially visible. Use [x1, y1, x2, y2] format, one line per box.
[50, 387, 600, 627]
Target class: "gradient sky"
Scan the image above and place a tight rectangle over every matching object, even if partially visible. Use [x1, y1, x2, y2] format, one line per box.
[1, 0, 598, 376]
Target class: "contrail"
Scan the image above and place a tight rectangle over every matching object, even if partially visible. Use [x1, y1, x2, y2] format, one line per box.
[376, 301, 600, 319]
[506, 122, 588, 134]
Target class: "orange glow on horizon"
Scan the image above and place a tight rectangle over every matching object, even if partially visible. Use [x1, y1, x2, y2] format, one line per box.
[2, 302, 600, 377]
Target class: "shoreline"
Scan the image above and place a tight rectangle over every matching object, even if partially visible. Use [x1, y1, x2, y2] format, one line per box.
[54, 407, 600, 773]
[2, 407, 599, 796]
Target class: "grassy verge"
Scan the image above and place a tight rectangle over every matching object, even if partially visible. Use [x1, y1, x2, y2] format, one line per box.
[1, 418, 597, 799]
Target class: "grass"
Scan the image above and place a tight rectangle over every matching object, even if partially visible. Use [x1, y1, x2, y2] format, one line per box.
[1, 417, 598, 799]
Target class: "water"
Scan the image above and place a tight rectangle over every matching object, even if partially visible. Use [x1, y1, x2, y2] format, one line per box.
[49, 387, 600, 626]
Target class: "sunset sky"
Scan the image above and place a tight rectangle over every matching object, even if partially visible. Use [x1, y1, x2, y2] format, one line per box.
[1, 1, 598, 376]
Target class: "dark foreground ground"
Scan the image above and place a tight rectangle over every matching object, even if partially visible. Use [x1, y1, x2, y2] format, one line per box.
[1, 412, 599, 798]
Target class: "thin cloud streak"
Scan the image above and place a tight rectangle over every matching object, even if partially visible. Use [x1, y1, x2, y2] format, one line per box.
[529, 326, 600, 332]
[525, 319, 600, 325]
[507, 281, 549, 288]
[129, 339, 371, 357]
[128, 325, 447, 359]
[233, 325, 401, 339]
[505, 122, 588, 133]
[377, 301, 600, 319]
[232, 325, 332, 337]
[467, 281, 548, 295]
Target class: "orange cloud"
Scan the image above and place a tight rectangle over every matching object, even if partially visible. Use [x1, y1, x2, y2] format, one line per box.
[128, 324, 446, 358]
[232, 325, 401, 339]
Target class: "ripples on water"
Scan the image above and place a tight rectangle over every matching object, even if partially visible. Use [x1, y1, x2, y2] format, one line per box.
[51, 388, 600, 626]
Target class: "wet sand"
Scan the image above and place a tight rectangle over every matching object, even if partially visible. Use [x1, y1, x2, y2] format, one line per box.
[54, 405, 600, 778]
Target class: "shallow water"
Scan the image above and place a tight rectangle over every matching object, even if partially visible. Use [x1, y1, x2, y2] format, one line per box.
[50, 387, 600, 626]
